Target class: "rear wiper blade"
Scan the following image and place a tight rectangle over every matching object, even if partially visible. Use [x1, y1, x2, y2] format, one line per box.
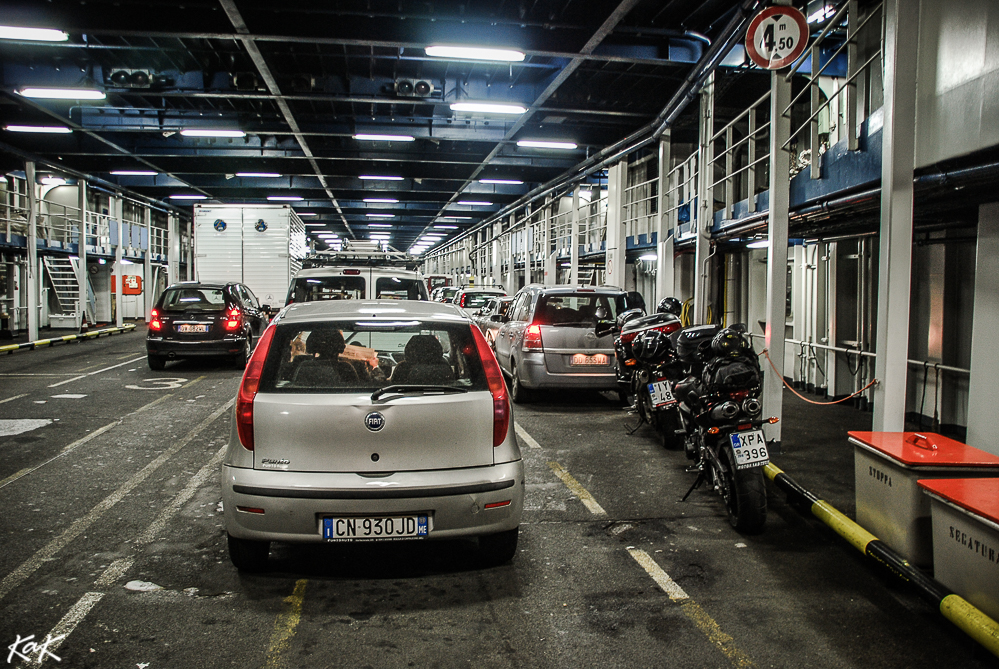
[370, 385, 469, 401]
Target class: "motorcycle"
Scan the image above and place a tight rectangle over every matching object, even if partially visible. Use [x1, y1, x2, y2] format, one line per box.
[670, 324, 774, 534]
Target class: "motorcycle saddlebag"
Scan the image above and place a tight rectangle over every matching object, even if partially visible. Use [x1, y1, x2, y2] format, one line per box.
[703, 356, 761, 391]
[671, 324, 722, 363]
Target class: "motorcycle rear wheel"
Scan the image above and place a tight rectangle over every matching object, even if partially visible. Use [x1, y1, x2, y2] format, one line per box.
[717, 446, 767, 534]
[656, 408, 684, 451]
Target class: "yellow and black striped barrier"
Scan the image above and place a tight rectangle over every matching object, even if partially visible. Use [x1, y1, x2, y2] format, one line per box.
[764, 462, 999, 659]
[0, 323, 137, 354]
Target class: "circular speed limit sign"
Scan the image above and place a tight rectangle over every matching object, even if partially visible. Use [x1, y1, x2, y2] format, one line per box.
[745, 6, 809, 70]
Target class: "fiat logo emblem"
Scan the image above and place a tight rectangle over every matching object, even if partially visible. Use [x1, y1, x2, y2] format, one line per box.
[364, 412, 386, 432]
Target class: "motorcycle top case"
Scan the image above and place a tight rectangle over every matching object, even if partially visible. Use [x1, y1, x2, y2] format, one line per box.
[671, 324, 722, 363]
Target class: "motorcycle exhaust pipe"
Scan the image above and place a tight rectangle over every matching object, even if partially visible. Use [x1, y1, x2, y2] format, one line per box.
[710, 401, 740, 421]
[743, 398, 762, 417]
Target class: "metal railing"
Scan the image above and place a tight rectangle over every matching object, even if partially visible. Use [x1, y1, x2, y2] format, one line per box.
[708, 90, 771, 219]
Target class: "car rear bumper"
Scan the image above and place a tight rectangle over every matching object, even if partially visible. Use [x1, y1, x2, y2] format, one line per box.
[147, 336, 245, 357]
[519, 354, 617, 390]
[221, 460, 524, 543]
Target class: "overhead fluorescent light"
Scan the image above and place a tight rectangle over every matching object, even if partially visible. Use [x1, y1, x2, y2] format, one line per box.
[236, 172, 281, 177]
[4, 124, 72, 134]
[267, 196, 304, 201]
[807, 5, 835, 23]
[456, 200, 491, 206]
[746, 239, 769, 249]
[180, 129, 246, 138]
[479, 178, 523, 185]
[517, 140, 577, 150]
[41, 176, 67, 186]
[169, 194, 208, 200]
[440, 216, 472, 220]
[367, 223, 393, 228]
[425, 45, 525, 62]
[359, 175, 404, 181]
[638, 253, 658, 261]
[434, 225, 458, 229]
[317, 233, 339, 238]
[353, 133, 415, 142]
[450, 102, 526, 115]
[0, 26, 69, 42]
[365, 213, 395, 218]
[297, 212, 318, 217]
[369, 234, 391, 239]
[18, 87, 105, 100]
[304, 222, 326, 226]
[111, 170, 157, 176]
[363, 198, 399, 203]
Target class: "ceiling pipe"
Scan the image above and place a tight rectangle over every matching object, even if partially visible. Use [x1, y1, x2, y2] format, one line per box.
[445, 0, 763, 256]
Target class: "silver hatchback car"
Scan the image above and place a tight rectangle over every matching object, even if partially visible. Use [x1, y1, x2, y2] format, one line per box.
[222, 300, 523, 571]
[494, 285, 630, 403]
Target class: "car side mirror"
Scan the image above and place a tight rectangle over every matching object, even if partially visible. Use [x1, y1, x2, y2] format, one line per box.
[595, 319, 617, 338]
[488, 313, 502, 322]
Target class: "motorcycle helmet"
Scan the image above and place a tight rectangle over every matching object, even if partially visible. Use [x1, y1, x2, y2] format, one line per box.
[711, 327, 752, 357]
[615, 307, 645, 330]
[657, 297, 682, 316]
[632, 329, 672, 363]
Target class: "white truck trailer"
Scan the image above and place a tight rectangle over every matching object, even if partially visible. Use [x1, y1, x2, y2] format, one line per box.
[193, 205, 307, 310]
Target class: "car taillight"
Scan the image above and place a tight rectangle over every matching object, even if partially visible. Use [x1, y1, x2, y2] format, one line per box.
[471, 325, 510, 447]
[459, 294, 467, 307]
[236, 324, 276, 451]
[523, 324, 543, 351]
[224, 306, 241, 331]
[148, 309, 163, 332]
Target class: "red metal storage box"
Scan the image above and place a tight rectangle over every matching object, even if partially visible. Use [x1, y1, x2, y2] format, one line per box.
[919, 478, 999, 621]
[849, 431, 999, 567]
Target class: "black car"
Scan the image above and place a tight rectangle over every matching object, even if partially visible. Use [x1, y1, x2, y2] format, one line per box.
[146, 282, 270, 370]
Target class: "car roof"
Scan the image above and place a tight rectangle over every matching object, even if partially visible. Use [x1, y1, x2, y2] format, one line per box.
[292, 267, 422, 279]
[164, 281, 231, 291]
[460, 287, 506, 293]
[521, 284, 625, 295]
[278, 299, 469, 324]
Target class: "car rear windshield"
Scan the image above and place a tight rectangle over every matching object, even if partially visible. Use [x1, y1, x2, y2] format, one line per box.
[259, 320, 488, 393]
[374, 277, 427, 300]
[160, 287, 226, 312]
[533, 293, 627, 326]
[463, 292, 504, 309]
[289, 276, 365, 302]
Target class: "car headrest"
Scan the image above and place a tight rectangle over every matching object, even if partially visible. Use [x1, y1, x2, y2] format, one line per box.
[404, 334, 444, 364]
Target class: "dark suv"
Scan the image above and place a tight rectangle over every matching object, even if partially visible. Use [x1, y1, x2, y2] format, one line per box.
[146, 282, 270, 370]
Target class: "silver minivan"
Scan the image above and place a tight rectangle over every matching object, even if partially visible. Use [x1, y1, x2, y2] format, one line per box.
[494, 285, 629, 403]
[222, 300, 523, 571]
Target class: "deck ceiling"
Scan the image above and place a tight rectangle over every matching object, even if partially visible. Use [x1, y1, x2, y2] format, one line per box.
[0, 0, 752, 252]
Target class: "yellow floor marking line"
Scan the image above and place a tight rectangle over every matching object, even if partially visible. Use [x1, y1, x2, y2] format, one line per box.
[628, 548, 755, 668]
[514, 422, 541, 449]
[0, 398, 233, 602]
[548, 461, 607, 516]
[264, 579, 309, 669]
[182, 375, 206, 389]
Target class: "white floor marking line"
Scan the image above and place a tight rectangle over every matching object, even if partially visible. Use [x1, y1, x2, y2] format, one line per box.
[0, 393, 28, 404]
[50, 394, 87, 399]
[47, 356, 146, 388]
[627, 547, 689, 600]
[0, 398, 234, 602]
[0, 419, 53, 437]
[514, 422, 541, 449]
[93, 557, 135, 589]
[135, 445, 226, 546]
[19, 591, 104, 667]
[0, 395, 174, 491]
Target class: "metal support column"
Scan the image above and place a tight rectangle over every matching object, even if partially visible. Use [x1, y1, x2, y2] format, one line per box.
[966, 203, 999, 455]
[77, 179, 88, 324]
[873, 0, 919, 432]
[113, 195, 124, 327]
[656, 133, 674, 302]
[543, 196, 556, 285]
[25, 161, 39, 341]
[168, 213, 180, 285]
[605, 162, 627, 289]
[694, 73, 715, 324]
[762, 70, 792, 444]
[143, 207, 153, 320]
[570, 188, 581, 285]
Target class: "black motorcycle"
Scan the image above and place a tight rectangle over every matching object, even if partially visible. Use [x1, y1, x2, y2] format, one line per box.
[670, 324, 774, 534]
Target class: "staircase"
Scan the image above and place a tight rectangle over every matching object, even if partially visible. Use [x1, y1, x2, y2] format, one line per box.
[43, 256, 81, 315]
[576, 269, 596, 286]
